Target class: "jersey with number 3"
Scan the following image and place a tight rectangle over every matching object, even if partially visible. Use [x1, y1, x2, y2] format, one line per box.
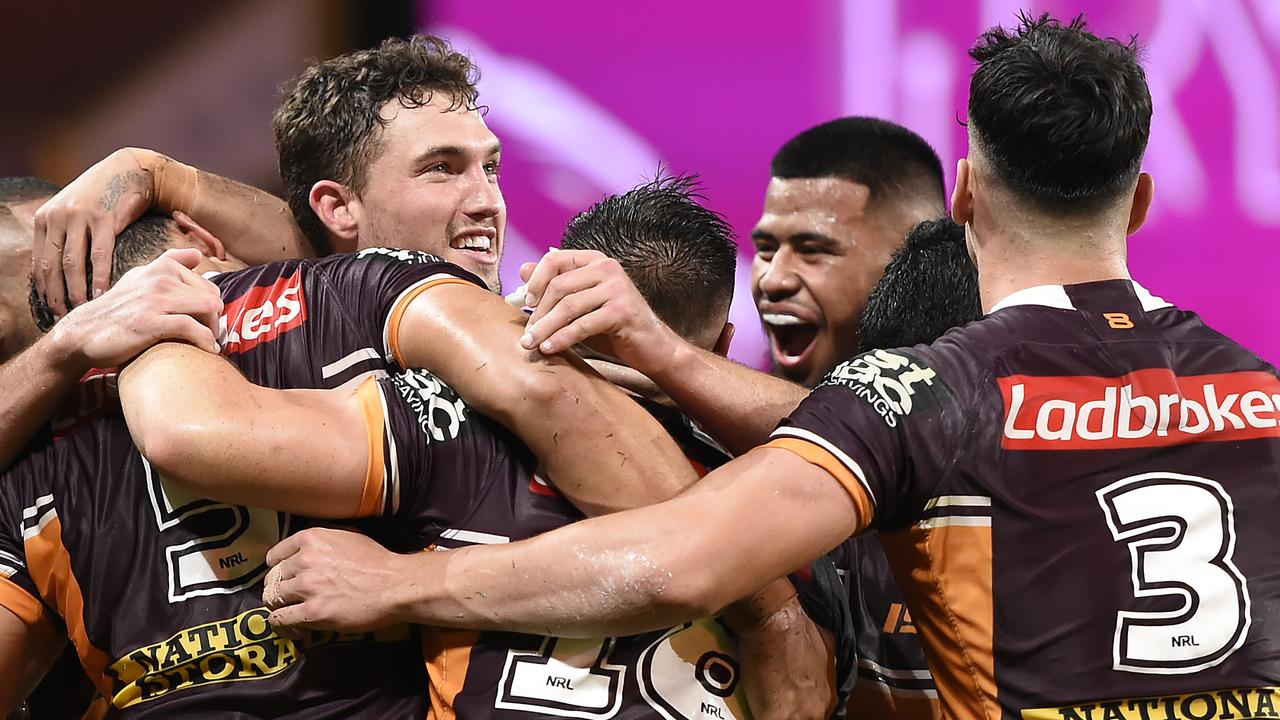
[766, 280, 1280, 719]
[0, 249, 484, 717]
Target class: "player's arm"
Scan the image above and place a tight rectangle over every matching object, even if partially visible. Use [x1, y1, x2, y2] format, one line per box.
[0, 249, 221, 469]
[266, 444, 861, 637]
[517, 250, 807, 455]
[121, 280, 700, 518]
[33, 147, 311, 315]
[0, 602, 66, 713]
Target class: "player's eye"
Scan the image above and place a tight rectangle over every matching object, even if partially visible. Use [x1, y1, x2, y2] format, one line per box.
[484, 161, 501, 177]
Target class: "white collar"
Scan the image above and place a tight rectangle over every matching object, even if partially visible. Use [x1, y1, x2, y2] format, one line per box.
[987, 280, 1172, 315]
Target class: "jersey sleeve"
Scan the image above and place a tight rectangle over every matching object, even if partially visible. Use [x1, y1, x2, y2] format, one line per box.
[0, 456, 55, 628]
[764, 347, 971, 533]
[315, 248, 487, 370]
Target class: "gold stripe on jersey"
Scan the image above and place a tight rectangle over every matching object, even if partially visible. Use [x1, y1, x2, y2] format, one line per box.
[0, 575, 46, 626]
[1022, 687, 1279, 720]
[387, 277, 482, 368]
[424, 626, 480, 720]
[882, 523, 997, 720]
[24, 513, 112, 698]
[762, 438, 873, 533]
[355, 375, 389, 518]
[109, 606, 409, 709]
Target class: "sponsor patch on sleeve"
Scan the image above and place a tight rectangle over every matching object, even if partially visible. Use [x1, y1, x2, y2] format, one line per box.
[356, 247, 447, 265]
[819, 350, 948, 427]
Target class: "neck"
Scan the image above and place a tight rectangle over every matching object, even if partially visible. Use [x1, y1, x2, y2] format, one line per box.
[974, 216, 1131, 313]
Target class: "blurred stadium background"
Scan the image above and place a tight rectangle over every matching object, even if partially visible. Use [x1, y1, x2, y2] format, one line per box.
[3, 0, 1277, 366]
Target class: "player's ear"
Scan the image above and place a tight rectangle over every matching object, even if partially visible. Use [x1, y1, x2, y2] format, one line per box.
[1126, 172, 1154, 236]
[712, 322, 735, 357]
[950, 158, 973, 225]
[172, 210, 225, 260]
[310, 180, 361, 252]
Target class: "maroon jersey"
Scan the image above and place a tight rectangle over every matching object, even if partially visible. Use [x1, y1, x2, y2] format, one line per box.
[0, 249, 483, 717]
[357, 370, 855, 719]
[766, 280, 1280, 719]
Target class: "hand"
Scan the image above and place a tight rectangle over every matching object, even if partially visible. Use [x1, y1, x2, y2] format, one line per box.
[728, 584, 837, 720]
[264, 527, 408, 634]
[47, 248, 222, 371]
[32, 148, 157, 316]
[517, 249, 681, 376]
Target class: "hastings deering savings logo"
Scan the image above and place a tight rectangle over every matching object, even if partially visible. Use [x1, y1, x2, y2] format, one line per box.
[109, 607, 407, 708]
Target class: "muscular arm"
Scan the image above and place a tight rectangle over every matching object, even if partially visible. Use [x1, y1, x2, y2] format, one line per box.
[121, 281, 699, 517]
[269, 447, 858, 637]
[34, 148, 311, 314]
[518, 250, 807, 455]
[0, 606, 65, 714]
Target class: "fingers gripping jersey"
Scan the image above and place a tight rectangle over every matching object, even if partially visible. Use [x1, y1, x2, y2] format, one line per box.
[0, 249, 484, 717]
[361, 371, 857, 720]
[768, 280, 1280, 719]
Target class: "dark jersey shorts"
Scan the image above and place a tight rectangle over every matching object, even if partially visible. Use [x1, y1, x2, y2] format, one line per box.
[767, 280, 1280, 718]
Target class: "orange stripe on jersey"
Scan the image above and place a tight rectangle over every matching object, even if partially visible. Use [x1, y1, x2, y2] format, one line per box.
[25, 514, 113, 698]
[423, 627, 479, 720]
[882, 524, 996, 720]
[0, 575, 46, 626]
[354, 376, 388, 518]
[387, 277, 479, 368]
[763, 438, 873, 533]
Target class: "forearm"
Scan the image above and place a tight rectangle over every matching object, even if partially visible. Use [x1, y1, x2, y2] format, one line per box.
[119, 343, 367, 517]
[649, 338, 808, 456]
[129, 148, 313, 263]
[0, 329, 86, 467]
[385, 449, 856, 637]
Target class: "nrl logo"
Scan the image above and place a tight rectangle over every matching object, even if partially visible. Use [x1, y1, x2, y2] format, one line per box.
[824, 350, 941, 427]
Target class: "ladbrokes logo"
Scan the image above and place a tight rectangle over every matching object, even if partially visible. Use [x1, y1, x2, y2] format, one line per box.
[822, 350, 942, 427]
[219, 271, 307, 354]
[109, 607, 406, 708]
[1000, 369, 1280, 450]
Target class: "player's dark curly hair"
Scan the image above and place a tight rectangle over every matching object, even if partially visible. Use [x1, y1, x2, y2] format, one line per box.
[967, 12, 1151, 213]
[561, 174, 737, 341]
[0, 176, 60, 212]
[274, 35, 481, 254]
[857, 218, 981, 352]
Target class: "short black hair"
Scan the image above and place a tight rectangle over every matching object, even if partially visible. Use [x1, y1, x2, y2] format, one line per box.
[0, 176, 60, 210]
[968, 12, 1151, 212]
[857, 218, 981, 352]
[770, 117, 945, 209]
[561, 174, 736, 340]
[31, 213, 176, 331]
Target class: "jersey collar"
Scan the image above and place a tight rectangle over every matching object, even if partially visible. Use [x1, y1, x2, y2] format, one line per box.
[988, 280, 1172, 315]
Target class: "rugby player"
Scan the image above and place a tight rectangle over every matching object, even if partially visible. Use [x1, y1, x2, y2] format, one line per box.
[269, 13, 1280, 717]
[0, 178, 60, 363]
[112, 178, 853, 720]
[0, 209, 697, 715]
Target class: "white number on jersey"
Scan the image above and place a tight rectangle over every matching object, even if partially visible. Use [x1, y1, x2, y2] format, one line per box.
[1096, 472, 1251, 673]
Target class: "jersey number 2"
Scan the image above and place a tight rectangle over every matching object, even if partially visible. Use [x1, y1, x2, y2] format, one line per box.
[1096, 472, 1251, 674]
[144, 459, 287, 603]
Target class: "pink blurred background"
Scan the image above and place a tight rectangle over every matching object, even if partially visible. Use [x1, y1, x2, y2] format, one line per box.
[421, 0, 1280, 367]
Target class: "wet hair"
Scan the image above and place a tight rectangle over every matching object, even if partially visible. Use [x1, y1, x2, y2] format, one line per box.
[0, 176, 60, 213]
[857, 218, 981, 352]
[967, 12, 1151, 213]
[560, 174, 736, 340]
[30, 213, 176, 331]
[274, 35, 481, 254]
[770, 117, 945, 209]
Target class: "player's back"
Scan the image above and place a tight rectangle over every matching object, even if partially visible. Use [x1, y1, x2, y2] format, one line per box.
[0, 411, 428, 717]
[776, 279, 1280, 718]
[371, 370, 854, 719]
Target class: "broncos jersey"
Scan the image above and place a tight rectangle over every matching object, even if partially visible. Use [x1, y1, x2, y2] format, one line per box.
[353, 369, 857, 720]
[0, 249, 484, 717]
[766, 280, 1280, 719]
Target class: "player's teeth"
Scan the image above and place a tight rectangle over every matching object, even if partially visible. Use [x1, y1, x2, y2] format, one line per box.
[452, 236, 491, 251]
[762, 313, 807, 326]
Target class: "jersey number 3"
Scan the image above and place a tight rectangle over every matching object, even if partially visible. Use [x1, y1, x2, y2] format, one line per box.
[144, 459, 287, 603]
[1096, 472, 1251, 674]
